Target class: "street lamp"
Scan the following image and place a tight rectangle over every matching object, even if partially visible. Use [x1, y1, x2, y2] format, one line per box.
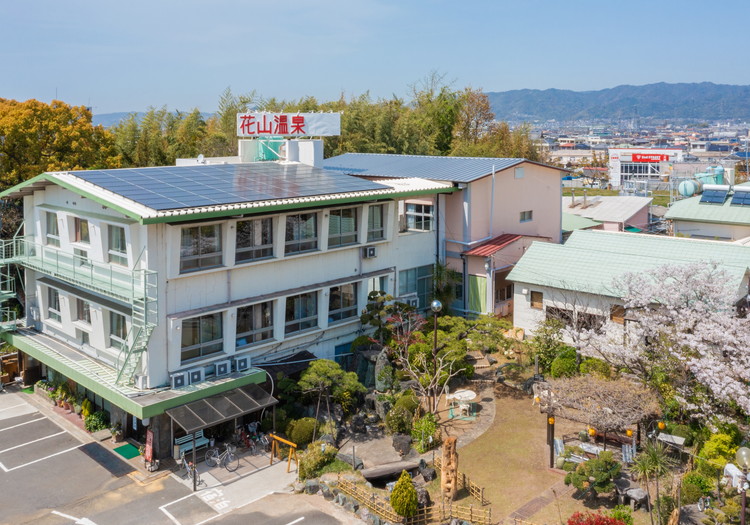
[430, 300, 442, 412]
[736, 447, 750, 525]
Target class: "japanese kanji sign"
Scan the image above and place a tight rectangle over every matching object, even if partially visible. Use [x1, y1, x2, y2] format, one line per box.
[236, 112, 341, 137]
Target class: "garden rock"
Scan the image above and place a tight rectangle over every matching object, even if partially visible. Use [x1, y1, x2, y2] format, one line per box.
[320, 434, 336, 446]
[366, 413, 380, 425]
[416, 486, 431, 507]
[392, 433, 412, 456]
[343, 500, 358, 513]
[486, 355, 497, 365]
[293, 481, 306, 494]
[336, 452, 364, 470]
[420, 466, 436, 481]
[332, 403, 344, 424]
[626, 488, 649, 510]
[374, 348, 391, 392]
[351, 414, 367, 434]
[374, 398, 392, 421]
[304, 479, 320, 495]
[320, 483, 333, 500]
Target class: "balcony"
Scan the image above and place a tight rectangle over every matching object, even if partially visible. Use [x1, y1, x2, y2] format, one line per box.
[0, 236, 156, 304]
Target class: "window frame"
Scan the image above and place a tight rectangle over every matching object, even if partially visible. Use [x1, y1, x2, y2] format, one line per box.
[285, 213, 318, 255]
[180, 224, 223, 273]
[45, 212, 60, 247]
[47, 287, 61, 323]
[74, 217, 90, 244]
[398, 265, 434, 308]
[327, 207, 359, 248]
[235, 301, 274, 348]
[76, 298, 91, 324]
[610, 305, 626, 325]
[108, 225, 128, 267]
[530, 291, 543, 310]
[328, 283, 358, 323]
[180, 312, 224, 363]
[405, 203, 433, 232]
[109, 311, 128, 350]
[235, 217, 273, 263]
[520, 210, 533, 223]
[285, 291, 318, 335]
[367, 204, 385, 242]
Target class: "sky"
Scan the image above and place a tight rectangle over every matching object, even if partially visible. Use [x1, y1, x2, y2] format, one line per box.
[3, 0, 750, 114]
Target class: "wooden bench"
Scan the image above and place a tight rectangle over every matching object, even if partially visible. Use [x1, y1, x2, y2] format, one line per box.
[175, 430, 210, 457]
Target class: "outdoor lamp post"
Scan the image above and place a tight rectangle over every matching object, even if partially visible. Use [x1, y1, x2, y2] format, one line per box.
[736, 447, 750, 525]
[547, 416, 556, 468]
[430, 299, 442, 348]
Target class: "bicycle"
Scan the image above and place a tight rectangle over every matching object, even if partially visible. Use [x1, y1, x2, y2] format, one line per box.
[205, 443, 239, 471]
[179, 451, 204, 486]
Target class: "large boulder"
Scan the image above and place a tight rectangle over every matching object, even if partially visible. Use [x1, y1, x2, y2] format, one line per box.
[374, 348, 392, 392]
[420, 466, 436, 482]
[374, 398, 392, 421]
[304, 479, 320, 495]
[350, 414, 367, 434]
[392, 433, 412, 457]
[415, 485, 431, 508]
[320, 483, 334, 500]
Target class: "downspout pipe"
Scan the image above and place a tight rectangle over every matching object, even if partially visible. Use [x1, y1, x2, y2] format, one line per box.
[489, 165, 496, 238]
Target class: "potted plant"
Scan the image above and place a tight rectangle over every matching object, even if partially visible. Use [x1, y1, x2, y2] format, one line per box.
[110, 422, 123, 443]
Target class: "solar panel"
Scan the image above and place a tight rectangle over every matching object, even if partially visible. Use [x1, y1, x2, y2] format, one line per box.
[731, 190, 750, 206]
[70, 164, 387, 211]
[700, 189, 729, 204]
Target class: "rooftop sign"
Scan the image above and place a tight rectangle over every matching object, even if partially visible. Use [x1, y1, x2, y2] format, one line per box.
[236, 112, 341, 137]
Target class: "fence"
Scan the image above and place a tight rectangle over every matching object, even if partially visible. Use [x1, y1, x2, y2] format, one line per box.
[337, 477, 493, 525]
[433, 456, 491, 506]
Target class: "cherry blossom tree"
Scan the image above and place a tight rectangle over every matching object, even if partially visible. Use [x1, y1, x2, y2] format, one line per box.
[583, 262, 750, 422]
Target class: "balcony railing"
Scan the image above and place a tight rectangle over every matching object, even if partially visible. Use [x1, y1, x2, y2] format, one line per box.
[0, 236, 156, 304]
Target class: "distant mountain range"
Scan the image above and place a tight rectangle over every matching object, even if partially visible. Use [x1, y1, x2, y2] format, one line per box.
[485, 82, 750, 122]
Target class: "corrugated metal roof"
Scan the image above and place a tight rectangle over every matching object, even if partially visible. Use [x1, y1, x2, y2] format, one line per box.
[323, 153, 530, 183]
[562, 212, 601, 232]
[508, 229, 750, 297]
[562, 196, 652, 223]
[665, 194, 750, 225]
[464, 234, 522, 257]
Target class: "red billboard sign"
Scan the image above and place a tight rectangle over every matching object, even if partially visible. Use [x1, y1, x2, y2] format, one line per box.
[631, 153, 669, 163]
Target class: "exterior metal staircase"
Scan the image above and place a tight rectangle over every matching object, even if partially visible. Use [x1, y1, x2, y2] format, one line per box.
[0, 235, 158, 387]
[0, 262, 17, 332]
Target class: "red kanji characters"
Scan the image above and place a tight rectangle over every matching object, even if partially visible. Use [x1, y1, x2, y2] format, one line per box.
[238, 114, 256, 135]
[274, 115, 289, 135]
[291, 115, 306, 134]
[256, 114, 273, 135]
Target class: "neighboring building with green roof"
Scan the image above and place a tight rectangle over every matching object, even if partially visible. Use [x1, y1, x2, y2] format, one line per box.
[665, 187, 750, 241]
[507, 229, 750, 336]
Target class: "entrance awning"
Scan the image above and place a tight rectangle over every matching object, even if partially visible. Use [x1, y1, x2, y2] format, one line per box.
[166, 383, 277, 434]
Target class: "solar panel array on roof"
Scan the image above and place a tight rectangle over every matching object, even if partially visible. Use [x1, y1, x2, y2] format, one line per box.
[69, 163, 388, 211]
[731, 187, 750, 206]
[700, 189, 729, 204]
[323, 153, 526, 183]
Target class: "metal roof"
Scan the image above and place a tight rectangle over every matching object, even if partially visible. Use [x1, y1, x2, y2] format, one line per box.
[562, 196, 652, 223]
[665, 194, 750, 225]
[464, 234, 522, 257]
[508, 230, 750, 297]
[562, 212, 602, 233]
[323, 153, 537, 183]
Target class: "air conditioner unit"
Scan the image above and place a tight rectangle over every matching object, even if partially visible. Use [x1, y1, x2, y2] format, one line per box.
[362, 246, 377, 258]
[171, 372, 188, 389]
[188, 368, 204, 384]
[398, 294, 419, 308]
[215, 359, 231, 376]
[234, 356, 251, 372]
[134, 374, 148, 390]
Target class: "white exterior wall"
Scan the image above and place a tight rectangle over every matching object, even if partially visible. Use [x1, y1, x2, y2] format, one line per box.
[608, 148, 684, 187]
[671, 220, 750, 241]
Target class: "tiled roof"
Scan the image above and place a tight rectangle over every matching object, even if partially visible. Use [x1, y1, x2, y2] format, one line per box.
[464, 234, 522, 257]
[323, 153, 562, 183]
[508, 230, 750, 296]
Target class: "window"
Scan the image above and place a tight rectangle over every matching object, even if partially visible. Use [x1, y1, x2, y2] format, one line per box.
[236, 302, 273, 348]
[46, 212, 60, 247]
[514, 167, 525, 179]
[108, 225, 128, 266]
[530, 291, 543, 309]
[367, 205, 385, 242]
[236, 218, 273, 263]
[80, 331, 90, 346]
[405, 203, 433, 232]
[74, 248, 90, 267]
[610, 305, 626, 325]
[495, 282, 513, 302]
[181, 313, 223, 362]
[285, 213, 317, 255]
[74, 218, 90, 244]
[366, 276, 388, 295]
[180, 225, 222, 273]
[329, 283, 358, 323]
[328, 208, 358, 247]
[109, 311, 127, 349]
[520, 210, 533, 223]
[285, 292, 318, 334]
[76, 299, 91, 324]
[399, 265, 433, 308]
[47, 288, 61, 322]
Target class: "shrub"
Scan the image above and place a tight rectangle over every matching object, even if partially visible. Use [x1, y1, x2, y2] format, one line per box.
[260, 407, 288, 433]
[567, 511, 627, 525]
[81, 398, 93, 419]
[654, 496, 675, 525]
[411, 413, 439, 453]
[286, 417, 318, 448]
[608, 505, 633, 525]
[697, 433, 737, 476]
[84, 411, 109, 433]
[682, 472, 713, 497]
[580, 358, 611, 378]
[298, 440, 338, 480]
[564, 451, 621, 495]
[394, 390, 420, 414]
[680, 481, 703, 505]
[550, 354, 577, 378]
[390, 470, 418, 518]
[386, 406, 413, 435]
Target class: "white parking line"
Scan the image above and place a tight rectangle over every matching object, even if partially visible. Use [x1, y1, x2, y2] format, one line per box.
[0, 416, 46, 432]
[0, 444, 83, 472]
[285, 518, 305, 525]
[51, 510, 99, 524]
[0, 431, 67, 455]
[0, 403, 27, 412]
